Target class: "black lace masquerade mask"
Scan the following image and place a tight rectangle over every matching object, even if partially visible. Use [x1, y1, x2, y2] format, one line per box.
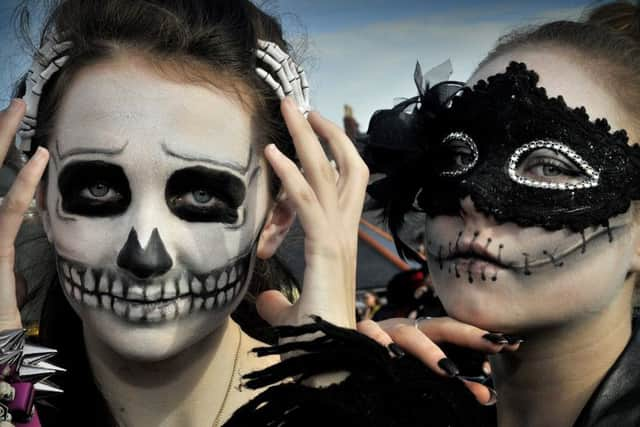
[364, 62, 640, 259]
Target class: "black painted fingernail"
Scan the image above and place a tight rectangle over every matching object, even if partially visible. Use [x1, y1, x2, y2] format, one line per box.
[482, 333, 508, 345]
[438, 358, 460, 377]
[484, 387, 498, 406]
[459, 375, 487, 382]
[504, 335, 525, 345]
[388, 343, 405, 358]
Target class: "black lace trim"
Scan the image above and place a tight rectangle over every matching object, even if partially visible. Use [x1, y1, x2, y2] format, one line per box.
[363, 62, 640, 242]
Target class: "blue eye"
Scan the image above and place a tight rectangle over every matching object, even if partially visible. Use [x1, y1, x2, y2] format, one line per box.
[523, 157, 581, 179]
[89, 182, 109, 197]
[80, 181, 121, 201]
[508, 141, 600, 190]
[192, 189, 213, 204]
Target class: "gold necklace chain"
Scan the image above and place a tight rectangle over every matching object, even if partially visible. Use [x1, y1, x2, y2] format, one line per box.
[212, 324, 242, 427]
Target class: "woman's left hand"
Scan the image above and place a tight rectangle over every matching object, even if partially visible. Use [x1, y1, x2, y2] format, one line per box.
[358, 316, 522, 405]
[256, 98, 368, 329]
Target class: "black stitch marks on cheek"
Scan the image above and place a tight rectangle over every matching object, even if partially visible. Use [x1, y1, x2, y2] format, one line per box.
[481, 265, 487, 281]
[542, 249, 564, 268]
[484, 237, 492, 251]
[498, 244, 504, 264]
[438, 246, 444, 270]
[454, 262, 460, 278]
[471, 231, 479, 245]
[605, 220, 614, 243]
[580, 231, 587, 254]
[522, 253, 531, 276]
[455, 231, 463, 252]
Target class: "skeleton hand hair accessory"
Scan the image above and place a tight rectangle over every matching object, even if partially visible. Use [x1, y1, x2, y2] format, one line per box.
[17, 37, 308, 156]
[255, 39, 311, 117]
[16, 33, 72, 153]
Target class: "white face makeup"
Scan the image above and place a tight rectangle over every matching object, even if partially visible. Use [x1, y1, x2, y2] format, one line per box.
[424, 50, 640, 333]
[41, 56, 271, 360]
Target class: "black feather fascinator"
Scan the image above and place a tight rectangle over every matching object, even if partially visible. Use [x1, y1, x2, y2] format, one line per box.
[360, 61, 465, 263]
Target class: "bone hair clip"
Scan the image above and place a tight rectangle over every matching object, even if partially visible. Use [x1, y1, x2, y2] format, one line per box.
[255, 39, 311, 117]
[16, 34, 73, 153]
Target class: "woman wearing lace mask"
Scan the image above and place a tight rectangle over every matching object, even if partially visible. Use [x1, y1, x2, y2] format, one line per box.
[358, 1, 640, 426]
[0, 0, 368, 425]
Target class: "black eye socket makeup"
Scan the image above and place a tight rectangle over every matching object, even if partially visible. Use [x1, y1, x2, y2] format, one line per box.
[165, 166, 246, 223]
[58, 161, 132, 216]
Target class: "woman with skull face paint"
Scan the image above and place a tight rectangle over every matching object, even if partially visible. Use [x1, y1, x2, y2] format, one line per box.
[0, 0, 371, 426]
[355, 1, 640, 427]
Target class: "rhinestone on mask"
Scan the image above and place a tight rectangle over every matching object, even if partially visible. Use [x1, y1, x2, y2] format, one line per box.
[440, 131, 479, 177]
[507, 139, 600, 190]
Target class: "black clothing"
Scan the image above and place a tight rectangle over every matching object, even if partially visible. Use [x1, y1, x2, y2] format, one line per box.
[228, 316, 640, 427]
[225, 317, 492, 427]
[573, 317, 640, 427]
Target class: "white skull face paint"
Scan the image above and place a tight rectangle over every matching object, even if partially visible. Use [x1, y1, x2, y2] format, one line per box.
[41, 56, 271, 360]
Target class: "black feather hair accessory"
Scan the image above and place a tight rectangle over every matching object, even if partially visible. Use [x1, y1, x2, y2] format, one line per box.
[361, 61, 465, 263]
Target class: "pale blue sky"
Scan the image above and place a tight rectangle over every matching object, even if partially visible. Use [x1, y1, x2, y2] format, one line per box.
[1, 0, 587, 126]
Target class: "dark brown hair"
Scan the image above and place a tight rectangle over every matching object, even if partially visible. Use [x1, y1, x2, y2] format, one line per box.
[475, 1, 640, 132]
[11, 1, 301, 424]
[16, 0, 297, 192]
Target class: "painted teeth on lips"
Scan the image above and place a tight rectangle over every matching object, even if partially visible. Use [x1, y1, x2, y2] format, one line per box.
[57, 255, 250, 322]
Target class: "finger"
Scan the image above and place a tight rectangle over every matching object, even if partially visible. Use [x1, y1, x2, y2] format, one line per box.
[502, 342, 522, 352]
[357, 319, 393, 346]
[14, 272, 27, 309]
[0, 99, 26, 166]
[482, 360, 492, 376]
[280, 99, 337, 212]
[417, 317, 507, 354]
[461, 379, 497, 406]
[0, 147, 49, 256]
[307, 111, 365, 178]
[256, 289, 293, 326]
[263, 144, 328, 242]
[380, 321, 459, 377]
[357, 320, 406, 357]
[307, 112, 369, 214]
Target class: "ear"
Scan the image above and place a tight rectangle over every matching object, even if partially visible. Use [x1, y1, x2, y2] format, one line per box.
[36, 184, 53, 243]
[256, 194, 296, 260]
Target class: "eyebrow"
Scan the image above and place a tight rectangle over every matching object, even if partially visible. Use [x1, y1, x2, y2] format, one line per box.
[55, 140, 130, 161]
[161, 142, 253, 175]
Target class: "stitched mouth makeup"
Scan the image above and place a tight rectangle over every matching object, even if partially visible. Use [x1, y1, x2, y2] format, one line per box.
[436, 237, 508, 282]
[56, 250, 253, 323]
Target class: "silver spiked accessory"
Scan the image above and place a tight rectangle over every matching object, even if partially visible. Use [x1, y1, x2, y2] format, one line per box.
[0, 329, 63, 426]
[16, 33, 72, 153]
[255, 39, 311, 117]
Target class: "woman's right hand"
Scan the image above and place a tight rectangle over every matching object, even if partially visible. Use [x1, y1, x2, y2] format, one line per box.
[0, 99, 49, 331]
[358, 316, 522, 405]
